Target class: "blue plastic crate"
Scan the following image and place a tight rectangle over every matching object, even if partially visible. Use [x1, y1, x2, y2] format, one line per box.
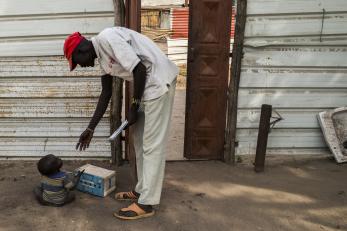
[76, 164, 116, 197]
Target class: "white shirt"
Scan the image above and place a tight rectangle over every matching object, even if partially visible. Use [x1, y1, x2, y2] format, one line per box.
[91, 27, 179, 101]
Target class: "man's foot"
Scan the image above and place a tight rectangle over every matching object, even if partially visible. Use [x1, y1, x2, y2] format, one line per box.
[114, 203, 155, 220]
[115, 190, 140, 201]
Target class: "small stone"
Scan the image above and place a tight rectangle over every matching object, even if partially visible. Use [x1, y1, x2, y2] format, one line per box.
[336, 224, 340, 229]
[195, 193, 206, 198]
[0, 177, 5, 181]
[13, 177, 17, 182]
[21, 175, 26, 179]
[337, 190, 345, 196]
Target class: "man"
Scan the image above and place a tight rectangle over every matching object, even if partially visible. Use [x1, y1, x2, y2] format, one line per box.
[63, 27, 178, 220]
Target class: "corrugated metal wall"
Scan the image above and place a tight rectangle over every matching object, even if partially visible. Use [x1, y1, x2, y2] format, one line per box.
[236, 0, 347, 155]
[0, 0, 115, 158]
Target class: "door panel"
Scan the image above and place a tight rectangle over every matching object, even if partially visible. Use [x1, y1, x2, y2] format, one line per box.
[184, 0, 232, 159]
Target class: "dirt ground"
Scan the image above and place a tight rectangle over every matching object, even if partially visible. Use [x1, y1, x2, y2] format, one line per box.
[0, 155, 346, 231]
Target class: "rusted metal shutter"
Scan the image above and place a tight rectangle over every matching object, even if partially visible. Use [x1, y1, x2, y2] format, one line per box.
[170, 7, 189, 39]
[170, 6, 235, 39]
[0, 0, 115, 159]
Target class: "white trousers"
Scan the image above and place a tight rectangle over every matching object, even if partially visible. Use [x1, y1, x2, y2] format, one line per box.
[133, 80, 176, 205]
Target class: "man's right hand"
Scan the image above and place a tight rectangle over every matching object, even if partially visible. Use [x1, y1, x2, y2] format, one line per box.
[76, 128, 94, 151]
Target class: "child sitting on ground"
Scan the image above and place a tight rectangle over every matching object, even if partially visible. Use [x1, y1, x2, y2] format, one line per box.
[34, 154, 84, 207]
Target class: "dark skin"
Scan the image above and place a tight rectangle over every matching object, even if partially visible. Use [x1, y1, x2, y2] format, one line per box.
[73, 39, 147, 151]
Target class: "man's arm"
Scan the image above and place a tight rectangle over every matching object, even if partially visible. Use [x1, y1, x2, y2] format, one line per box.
[127, 62, 147, 126]
[76, 74, 112, 151]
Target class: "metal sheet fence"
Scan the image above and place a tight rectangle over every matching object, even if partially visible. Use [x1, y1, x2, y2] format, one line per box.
[236, 0, 347, 155]
[0, 0, 114, 158]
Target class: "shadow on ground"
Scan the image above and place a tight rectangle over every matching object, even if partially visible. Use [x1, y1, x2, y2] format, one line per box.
[0, 155, 346, 231]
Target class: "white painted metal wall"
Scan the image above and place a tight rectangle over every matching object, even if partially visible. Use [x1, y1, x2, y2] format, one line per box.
[0, 0, 115, 158]
[236, 0, 347, 155]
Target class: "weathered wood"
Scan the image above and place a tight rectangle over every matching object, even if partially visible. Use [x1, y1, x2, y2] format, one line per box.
[110, 77, 124, 165]
[254, 104, 272, 172]
[125, 0, 141, 184]
[111, 0, 126, 165]
[224, 0, 247, 164]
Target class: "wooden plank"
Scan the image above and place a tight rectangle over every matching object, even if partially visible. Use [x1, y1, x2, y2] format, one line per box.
[0, 98, 110, 118]
[0, 137, 111, 157]
[236, 128, 327, 149]
[245, 13, 347, 37]
[254, 104, 272, 172]
[0, 77, 101, 98]
[238, 89, 347, 108]
[247, 0, 347, 15]
[240, 68, 347, 88]
[245, 35, 347, 47]
[243, 47, 347, 67]
[0, 0, 114, 16]
[0, 118, 109, 137]
[225, 0, 247, 164]
[0, 57, 103, 75]
[0, 16, 114, 38]
[237, 109, 323, 129]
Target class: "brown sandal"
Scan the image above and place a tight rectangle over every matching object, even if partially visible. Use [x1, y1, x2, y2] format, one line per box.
[114, 190, 139, 201]
[114, 203, 155, 220]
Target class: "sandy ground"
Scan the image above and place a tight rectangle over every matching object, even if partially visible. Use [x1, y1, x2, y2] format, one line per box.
[0, 155, 346, 231]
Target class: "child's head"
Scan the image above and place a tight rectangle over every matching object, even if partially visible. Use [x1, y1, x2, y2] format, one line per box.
[37, 154, 63, 176]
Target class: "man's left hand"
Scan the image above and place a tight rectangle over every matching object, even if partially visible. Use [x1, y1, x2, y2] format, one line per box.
[126, 103, 140, 128]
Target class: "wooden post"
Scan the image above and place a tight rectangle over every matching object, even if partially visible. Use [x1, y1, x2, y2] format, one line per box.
[224, 0, 247, 164]
[111, 0, 126, 165]
[125, 0, 141, 184]
[254, 104, 272, 172]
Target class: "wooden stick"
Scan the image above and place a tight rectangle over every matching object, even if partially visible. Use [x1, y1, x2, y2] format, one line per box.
[224, 0, 247, 164]
[111, 0, 126, 165]
[254, 104, 272, 173]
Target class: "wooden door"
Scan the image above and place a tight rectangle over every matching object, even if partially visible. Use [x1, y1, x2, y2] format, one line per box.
[184, 0, 232, 159]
